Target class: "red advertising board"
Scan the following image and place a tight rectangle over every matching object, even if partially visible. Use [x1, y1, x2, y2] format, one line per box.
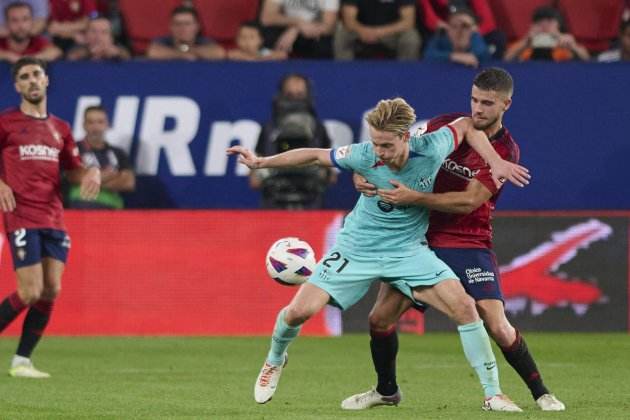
[0, 211, 345, 336]
[0, 211, 627, 335]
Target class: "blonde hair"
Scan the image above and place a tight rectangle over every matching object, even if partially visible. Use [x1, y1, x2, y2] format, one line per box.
[366, 98, 416, 137]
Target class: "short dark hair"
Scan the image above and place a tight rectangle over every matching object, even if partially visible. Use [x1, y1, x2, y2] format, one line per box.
[4, 1, 32, 20]
[448, 6, 478, 24]
[84, 105, 108, 118]
[240, 20, 261, 32]
[532, 6, 563, 23]
[12, 56, 46, 81]
[171, 5, 199, 21]
[473, 67, 513, 96]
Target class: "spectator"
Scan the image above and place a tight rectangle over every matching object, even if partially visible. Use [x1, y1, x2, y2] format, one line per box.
[598, 19, 630, 62]
[252, 73, 335, 209]
[424, 6, 490, 67]
[0, 2, 61, 62]
[227, 21, 287, 61]
[259, 0, 338, 59]
[48, 0, 98, 52]
[334, 0, 421, 60]
[146, 5, 224, 61]
[504, 6, 589, 62]
[0, 0, 47, 37]
[66, 16, 130, 60]
[68, 105, 135, 209]
[418, 0, 505, 58]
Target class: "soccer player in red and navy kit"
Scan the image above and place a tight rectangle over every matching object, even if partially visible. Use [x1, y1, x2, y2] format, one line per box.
[0, 57, 101, 378]
[343, 68, 565, 411]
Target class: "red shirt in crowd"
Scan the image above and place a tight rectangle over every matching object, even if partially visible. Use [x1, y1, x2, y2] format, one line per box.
[419, 0, 498, 35]
[425, 113, 520, 249]
[0, 108, 83, 232]
[0, 36, 52, 56]
[50, 0, 98, 22]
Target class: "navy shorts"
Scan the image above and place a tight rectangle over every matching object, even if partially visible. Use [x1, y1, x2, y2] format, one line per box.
[7, 228, 70, 270]
[432, 247, 503, 302]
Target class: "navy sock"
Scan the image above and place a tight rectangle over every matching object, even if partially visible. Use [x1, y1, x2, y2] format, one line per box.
[501, 329, 549, 400]
[17, 300, 54, 358]
[370, 326, 398, 396]
[0, 292, 27, 332]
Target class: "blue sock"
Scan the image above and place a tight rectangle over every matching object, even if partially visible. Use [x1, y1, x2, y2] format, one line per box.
[267, 308, 301, 366]
[457, 320, 501, 398]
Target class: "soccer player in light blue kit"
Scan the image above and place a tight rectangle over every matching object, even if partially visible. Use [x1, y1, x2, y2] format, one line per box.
[227, 98, 529, 410]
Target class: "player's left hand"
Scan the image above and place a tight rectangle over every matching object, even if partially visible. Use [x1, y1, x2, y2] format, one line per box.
[80, 167, 101, 200]
[489, 159, 530, 188]
[377, 180, 420, 205]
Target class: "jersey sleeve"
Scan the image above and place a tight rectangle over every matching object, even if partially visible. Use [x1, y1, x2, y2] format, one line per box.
[329, 143, 368, 172]
[59, 124, 83, 171]
[474, 142, 518, 194]
[410, 126, 457, 162]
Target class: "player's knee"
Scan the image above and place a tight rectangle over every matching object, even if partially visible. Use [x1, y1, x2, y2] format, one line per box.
[487, 320, 516, 348]
[452, 294, 478, 324]
[17, 286, 43, 305]
[368, 309, 397, 332]
[284, 305, 312, 326]
[42, 283, 61, 300]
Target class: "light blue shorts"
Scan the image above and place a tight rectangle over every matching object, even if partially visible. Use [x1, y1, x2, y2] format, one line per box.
[308, 245, 458, 310]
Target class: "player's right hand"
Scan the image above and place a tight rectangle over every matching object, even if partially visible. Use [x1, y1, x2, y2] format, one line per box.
[353, 173, 376, 197]
[0, 181, 16, 212]
[226, 146, 262, 169]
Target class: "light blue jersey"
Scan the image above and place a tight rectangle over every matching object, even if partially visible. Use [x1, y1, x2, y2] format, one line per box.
[330, 126, 458, 257]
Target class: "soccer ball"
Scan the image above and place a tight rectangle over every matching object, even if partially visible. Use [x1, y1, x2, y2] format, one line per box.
[266, 237, 316, 286]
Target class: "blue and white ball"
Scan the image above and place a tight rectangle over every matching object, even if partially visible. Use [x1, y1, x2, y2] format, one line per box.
[266, 237, 316, 285]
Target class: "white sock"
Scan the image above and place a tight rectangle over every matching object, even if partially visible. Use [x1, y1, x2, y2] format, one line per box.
[11, 354, 30, 367]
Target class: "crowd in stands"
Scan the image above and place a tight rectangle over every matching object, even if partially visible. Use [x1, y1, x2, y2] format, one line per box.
[0, 0, 627, 65]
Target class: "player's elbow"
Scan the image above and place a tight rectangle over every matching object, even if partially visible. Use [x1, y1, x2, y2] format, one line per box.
[456, 197, 482, 214]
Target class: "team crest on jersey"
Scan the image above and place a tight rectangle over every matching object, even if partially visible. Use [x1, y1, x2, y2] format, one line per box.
[377, 200, 394, 213]
[52, 131, 62, 143]
[335, 146, 350, 160]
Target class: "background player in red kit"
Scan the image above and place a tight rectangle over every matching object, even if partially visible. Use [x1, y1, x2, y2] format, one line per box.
[0, 57, 101, 378]
[343, 68, 565, 411]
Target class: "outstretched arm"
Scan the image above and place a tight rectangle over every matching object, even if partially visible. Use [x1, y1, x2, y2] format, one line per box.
[226, 145, 333, 169]
[448, 117, 530, 187]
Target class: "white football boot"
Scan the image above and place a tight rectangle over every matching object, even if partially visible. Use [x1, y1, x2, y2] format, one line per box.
[482, 394, 523, 412]
[536, 394, 566, 411]
[8, 358, 50, 379]
[341, 387, 402, 410]
[254, 353, 288, 404]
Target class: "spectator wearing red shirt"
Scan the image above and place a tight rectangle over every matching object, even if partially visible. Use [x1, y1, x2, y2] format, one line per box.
[48, 0, 98, 51]
[0, 2, 61, 63]
[418, 0, 505, 58]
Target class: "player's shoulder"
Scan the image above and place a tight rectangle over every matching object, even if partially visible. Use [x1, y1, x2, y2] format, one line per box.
[426, 112, 469, 133]
[494, 127, 520, 162]
[47, 113, 72, 132]
[0, 107, 22, 120]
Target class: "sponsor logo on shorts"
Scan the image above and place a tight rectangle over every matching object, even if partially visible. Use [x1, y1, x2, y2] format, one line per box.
[465, 267, 495, 284]
[19, 144, 60, 162]
[16, 248, 26, 261]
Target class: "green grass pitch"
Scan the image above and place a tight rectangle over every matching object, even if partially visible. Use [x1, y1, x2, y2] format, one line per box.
[0, 333, 628, 419]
